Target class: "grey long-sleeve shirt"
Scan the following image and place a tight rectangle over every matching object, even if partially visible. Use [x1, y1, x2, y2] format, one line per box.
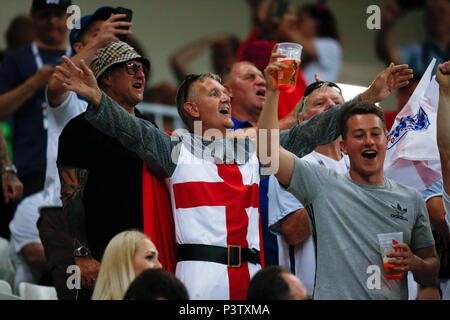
[85, 92, 361, 177]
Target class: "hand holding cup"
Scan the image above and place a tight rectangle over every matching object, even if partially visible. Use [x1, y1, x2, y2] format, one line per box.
[263, 44, 289, 92]
[276, 42, 302, 90]
[377, 232, 405, 280]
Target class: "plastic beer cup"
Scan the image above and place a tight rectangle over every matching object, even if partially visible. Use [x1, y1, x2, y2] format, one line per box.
[277, 42, 302, 90]
[377, 232, 404, 280]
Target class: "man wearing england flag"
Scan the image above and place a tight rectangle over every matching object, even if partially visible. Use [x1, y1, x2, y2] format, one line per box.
[53, 44, 410, 299]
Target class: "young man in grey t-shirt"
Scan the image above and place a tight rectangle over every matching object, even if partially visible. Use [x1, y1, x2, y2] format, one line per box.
[258, 48, 440, 300]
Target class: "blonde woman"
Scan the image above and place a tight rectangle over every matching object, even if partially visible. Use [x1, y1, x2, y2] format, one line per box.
[92, 230, 162, 300]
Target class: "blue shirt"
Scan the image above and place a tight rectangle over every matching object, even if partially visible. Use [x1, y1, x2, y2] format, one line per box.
[400, 38, 449, 75]
[231, 118, 252, 130]
[421, 178, 443, 202]
[0, 45, 68, 178]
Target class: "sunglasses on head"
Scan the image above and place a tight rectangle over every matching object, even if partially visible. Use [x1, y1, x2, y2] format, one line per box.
[124, 61, 149, 77]
[303, 81, 342, 98]
[180, 74, 201, 103]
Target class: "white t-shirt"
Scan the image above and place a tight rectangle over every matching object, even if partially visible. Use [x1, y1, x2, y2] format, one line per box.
[9, 91, 87, 290]
[268, 151, 349, 296]
[302, 38, 342, 84]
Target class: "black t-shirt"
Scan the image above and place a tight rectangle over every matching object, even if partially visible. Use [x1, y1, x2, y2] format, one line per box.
[57, 109, 150, 260]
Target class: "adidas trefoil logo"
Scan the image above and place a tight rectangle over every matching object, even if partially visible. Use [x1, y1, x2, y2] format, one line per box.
[391, 203, 408, 221]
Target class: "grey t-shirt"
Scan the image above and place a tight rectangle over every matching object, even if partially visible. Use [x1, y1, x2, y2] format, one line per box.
[287, 157, 435, 300]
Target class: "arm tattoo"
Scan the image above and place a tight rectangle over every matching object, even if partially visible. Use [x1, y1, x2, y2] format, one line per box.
[0, 128, 12, 170]
[58, 165, 90, 247]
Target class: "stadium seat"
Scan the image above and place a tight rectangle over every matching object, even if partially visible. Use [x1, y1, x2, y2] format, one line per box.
[0, 279, 12, 295]
[0, 292, 23, 300]
[18, 282, 58, 300]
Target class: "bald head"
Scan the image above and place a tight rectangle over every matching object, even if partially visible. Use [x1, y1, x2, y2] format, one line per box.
[247, 266, 308, 300]
[281, 272, 308, 300]
[223, 61, 266, 126]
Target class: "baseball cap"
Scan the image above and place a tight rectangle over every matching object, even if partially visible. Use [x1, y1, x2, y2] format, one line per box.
[238, 40, 274, 71]
[31, 0, 72, 12]
[69, 6, 117, 48]
[90, 41, 150, 79]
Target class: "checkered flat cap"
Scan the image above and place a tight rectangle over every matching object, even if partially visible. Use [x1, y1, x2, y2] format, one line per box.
[90, 41, 150, 79]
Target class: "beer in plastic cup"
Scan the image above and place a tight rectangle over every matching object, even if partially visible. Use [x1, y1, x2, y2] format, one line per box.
[277, 42, 302, 90]
[377, 232, 404, 280]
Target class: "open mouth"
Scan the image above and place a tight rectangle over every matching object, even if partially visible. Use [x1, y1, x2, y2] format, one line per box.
[362, 151, 377, 159]
[256, 89, 265, 97]
[219, 105, 230, 115]
[132, 83, 143, 89]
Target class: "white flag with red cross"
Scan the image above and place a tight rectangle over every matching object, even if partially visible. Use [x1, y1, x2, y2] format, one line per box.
[384, 58, 442, 192]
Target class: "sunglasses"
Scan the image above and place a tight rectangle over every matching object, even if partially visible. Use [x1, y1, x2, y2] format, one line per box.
[124, 61, 149, 77]
[303, 81, 342, 98]
[180, 74, 201, 103]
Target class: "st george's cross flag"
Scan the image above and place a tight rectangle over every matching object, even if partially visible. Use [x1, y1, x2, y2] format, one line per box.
[384, 58, 442, 192]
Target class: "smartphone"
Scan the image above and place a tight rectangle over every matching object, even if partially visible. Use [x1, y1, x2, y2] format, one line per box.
[115, 7, 133, 41]
[397, 0, 426, 11]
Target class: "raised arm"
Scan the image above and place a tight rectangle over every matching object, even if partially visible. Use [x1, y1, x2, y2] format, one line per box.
[437, 61, 450, 195]
[170, 33, 235, 83]
[0, 66, 54, 120]
[54, 56, 177, 177]
[47, 14, 132, 107]
[258, 44, 413, 184]
[225, 104, 298, 139]
[437, 61, 450, 231]
[257, 44, 295, 186]
[360, 62, 413, 103]
[282, 61, 413, 157]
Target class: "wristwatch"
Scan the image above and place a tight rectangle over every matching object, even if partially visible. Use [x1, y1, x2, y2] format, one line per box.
[73, 245, 91, 257]
[1, 165, 17, 175]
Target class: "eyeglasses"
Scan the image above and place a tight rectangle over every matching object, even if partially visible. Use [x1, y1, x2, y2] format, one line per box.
[180, 74, 201, 103]
[303, 81, 342, 98]
[124, 61, 149, 77]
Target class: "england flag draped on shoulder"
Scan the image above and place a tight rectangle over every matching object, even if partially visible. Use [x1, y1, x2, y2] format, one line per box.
[384, 58, 441, 191]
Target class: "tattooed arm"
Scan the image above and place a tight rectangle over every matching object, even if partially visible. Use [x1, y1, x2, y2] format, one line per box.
[58, 165, 100, 288]
[58, 165, 89, 245]
[0, 126, 23, 203]
[0, 126, 10, 169]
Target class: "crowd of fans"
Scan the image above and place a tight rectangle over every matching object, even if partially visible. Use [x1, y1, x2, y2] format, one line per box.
[0, 0, 449, 301]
